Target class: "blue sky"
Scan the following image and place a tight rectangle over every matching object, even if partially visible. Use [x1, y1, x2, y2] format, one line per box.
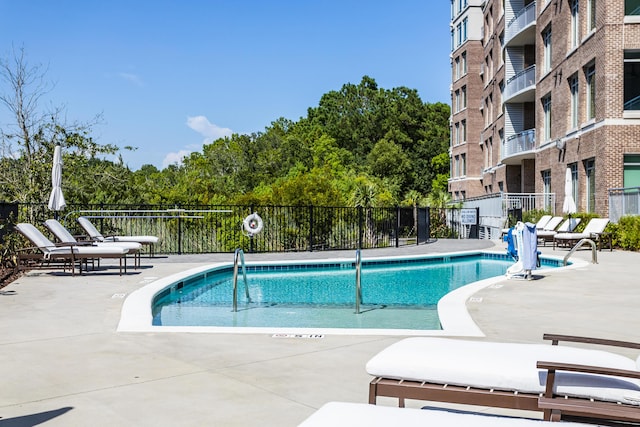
[0, 1, 451, 170]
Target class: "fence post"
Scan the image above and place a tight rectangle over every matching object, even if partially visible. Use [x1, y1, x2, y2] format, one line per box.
[358, 207, 363, 250]
[395, 206, 400, 248]
[249, 204, 255, 253]
[308, 205, 314, 252]
[177, 206, 183, 255]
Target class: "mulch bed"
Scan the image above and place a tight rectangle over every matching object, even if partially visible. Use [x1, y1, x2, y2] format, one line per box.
[0, 266, 21, 290]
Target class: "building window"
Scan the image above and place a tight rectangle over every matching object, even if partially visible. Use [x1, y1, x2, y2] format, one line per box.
[454, 56, 460, 80]
[484, 140, 489, 170]
[542, 94, 552, 141]
[484, 98, 490, 127]
[542, 25, 553, 73]
[455, 89, 460, 112]
[585, 63, 596, 120]
[461, 51, 467, 75]
[570, 162, 579, 206]
[624, 51, 640, 111]
[462, 17, 468, 42]
[461, 153, 467, 176]
[457, 23, 462, 47]
[454, 122, 460, 145]
[488, 137, 493, 168]
[625, 0, 640, 15]
[461, 119, 467, 143]
[542, 170, 552, 211]
[585, 158, 596, 212]
[570, 0, 580, 49]
[569, 73, 579, 128]
[624, 154, 640, 187]
[461, 85, 467, 109]
[587, 0, 596, 31]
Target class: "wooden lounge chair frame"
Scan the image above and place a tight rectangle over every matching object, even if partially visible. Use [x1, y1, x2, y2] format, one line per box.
[537, 335, 640, 425]
[369, 334, 640, 424]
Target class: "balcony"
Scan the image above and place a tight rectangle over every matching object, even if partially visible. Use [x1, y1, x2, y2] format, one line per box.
[501, 129, 536, 164]
[504, 65, 536, 103]
[505, 2, 537, 47]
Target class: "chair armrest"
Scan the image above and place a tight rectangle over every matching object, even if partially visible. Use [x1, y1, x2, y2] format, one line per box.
[537, 361, 640, 381]
[543, 333, 640, 350]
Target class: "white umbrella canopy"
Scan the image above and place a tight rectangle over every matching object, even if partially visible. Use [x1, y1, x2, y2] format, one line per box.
[563, 167, 577, 217]
[47, 145, 66, 214]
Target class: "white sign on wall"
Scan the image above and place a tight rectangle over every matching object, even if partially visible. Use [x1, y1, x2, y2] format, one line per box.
[461, 208, 478, 225]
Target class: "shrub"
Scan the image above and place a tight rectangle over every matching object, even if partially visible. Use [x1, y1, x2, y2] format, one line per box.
[522, 209, 552, 225]
[615, 216, 640, 251]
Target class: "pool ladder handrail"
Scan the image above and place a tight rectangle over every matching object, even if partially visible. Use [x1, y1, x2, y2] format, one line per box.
[563, 238, 598, 265]
[355, 249, 363, 314]
[232, 248, 252, 312]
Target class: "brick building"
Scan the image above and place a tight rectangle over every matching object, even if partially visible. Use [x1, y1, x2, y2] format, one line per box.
[449, 0, 640, 217]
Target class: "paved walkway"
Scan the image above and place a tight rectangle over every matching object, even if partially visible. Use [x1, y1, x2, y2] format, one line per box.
[0, 239, 638, 426]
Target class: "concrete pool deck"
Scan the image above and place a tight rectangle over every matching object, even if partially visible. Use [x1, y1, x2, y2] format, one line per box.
[0, 239, 639, 426]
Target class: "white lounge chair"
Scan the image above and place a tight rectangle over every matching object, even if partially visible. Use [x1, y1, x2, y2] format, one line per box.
[298, 402, 603, 427]
[77, 216, 159, 256]
[367, 334, 640, 424]
[535, 214, 553, 230]
[44, 219, 142, 268]
[553, 218, 610, 250]
[538, 217, 581, 246]
[15, 223, 130, 276]
[502, 214, 553, 237]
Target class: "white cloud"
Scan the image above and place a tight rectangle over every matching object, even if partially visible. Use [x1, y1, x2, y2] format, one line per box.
[118, 72, 144, 86]
[162, 150, 191, 168]
[186, 115, 233, 140]
[160, 117, 232, 169]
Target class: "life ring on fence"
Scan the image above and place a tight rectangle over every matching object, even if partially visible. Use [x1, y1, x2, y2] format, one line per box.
[243, 212, 264, 236]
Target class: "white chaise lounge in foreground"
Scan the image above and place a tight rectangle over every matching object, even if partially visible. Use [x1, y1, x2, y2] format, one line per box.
[77, 216, 159, 256]
[367, 334, 640, 424]
[16, 223, 130, 276]
[298, 402, 606, 427]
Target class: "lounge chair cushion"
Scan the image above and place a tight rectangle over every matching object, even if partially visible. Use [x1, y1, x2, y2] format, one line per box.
[77, 216, 159, 244]
[298, 402, 600, 427]
[103, 235, 158, 244]
[15, 224, 128, 257]
[366, 338, 640, 405]
[44, 219, 142, 251]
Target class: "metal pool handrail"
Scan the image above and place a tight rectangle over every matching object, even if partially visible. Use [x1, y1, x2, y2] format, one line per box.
[355, 249, 362, 314]
[232, 248, 251, 312]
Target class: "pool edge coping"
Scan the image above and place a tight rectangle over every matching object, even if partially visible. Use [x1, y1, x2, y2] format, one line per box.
[117, 250, 587, 337]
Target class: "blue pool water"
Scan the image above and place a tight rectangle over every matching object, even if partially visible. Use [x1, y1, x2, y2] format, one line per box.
[152, 253, 563, 331]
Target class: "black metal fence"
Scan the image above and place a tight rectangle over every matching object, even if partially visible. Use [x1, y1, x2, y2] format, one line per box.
[1, 203, 464, 254]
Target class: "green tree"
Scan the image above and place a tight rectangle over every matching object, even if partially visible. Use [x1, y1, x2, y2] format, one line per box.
[0, 47, 121, 205]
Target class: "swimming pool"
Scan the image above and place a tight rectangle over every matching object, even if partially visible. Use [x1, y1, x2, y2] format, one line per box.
[147, 252, 566, 333]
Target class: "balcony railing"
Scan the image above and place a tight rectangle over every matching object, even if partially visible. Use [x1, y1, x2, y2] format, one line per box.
[609, 187, 640, 222]
[504, 65, 536, 101]
[505, 2, 537, 44]
[502, 128, 535, 159]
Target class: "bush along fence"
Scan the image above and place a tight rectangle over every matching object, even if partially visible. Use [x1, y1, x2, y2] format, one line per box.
[0, 203, 465, 254]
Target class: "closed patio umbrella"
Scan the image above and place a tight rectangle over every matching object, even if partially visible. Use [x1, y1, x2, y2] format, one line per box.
[563, 167, 577, 228]
[47, 145, 66, 217]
